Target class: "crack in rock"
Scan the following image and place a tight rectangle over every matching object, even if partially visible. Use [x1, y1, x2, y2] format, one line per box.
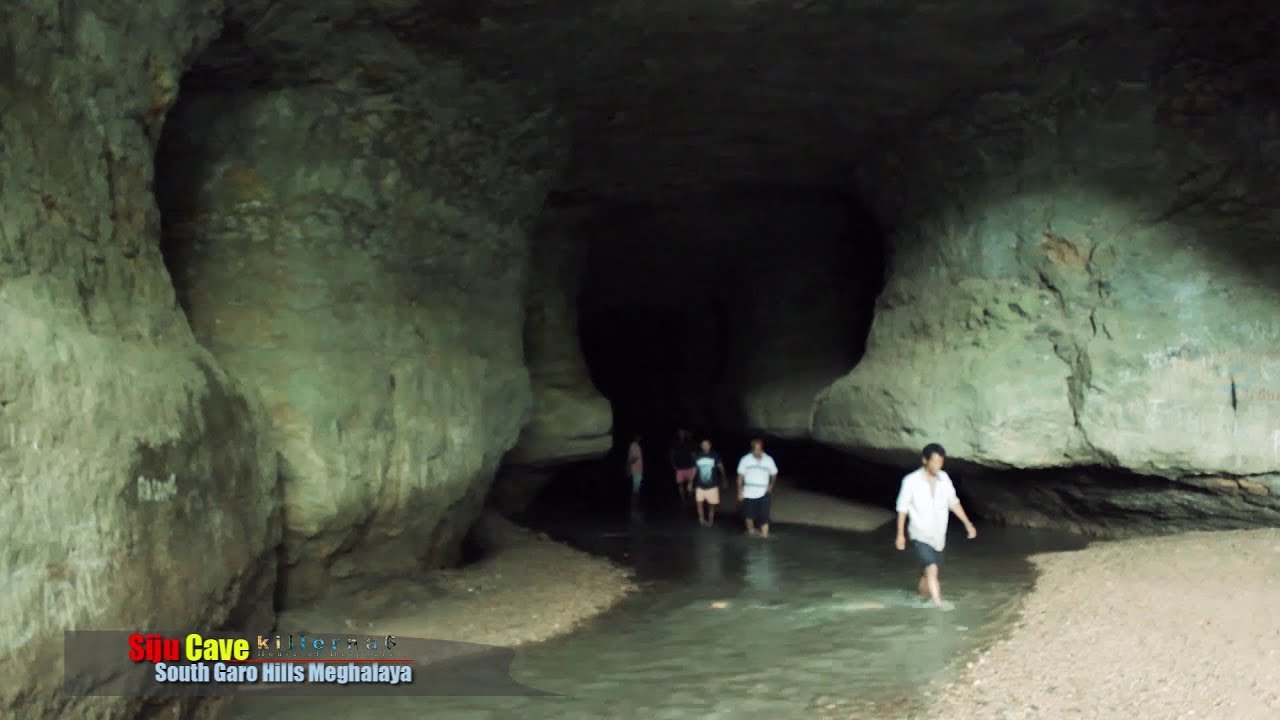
[1035, 248, 1117, 464]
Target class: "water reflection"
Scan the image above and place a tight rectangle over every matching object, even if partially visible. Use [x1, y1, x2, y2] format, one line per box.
[742, 539, 777, 593]
[691, 528, 727, 583]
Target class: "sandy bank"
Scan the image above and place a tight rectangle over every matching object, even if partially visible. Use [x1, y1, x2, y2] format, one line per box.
[708, 479, 892, 533]
[277, 512, 636, 648]
[767, 480, 894, 533]
[919, 527, 1280, 720]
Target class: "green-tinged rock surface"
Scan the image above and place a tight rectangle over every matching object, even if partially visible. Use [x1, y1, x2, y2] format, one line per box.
[0, 2, 279, 718]
[156, 53, 562, 602]
[810, 11, 1280, 525]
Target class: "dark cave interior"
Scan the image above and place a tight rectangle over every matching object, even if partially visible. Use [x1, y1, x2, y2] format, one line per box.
[575, 190, 887, 425]
[570, 187, 889, 509]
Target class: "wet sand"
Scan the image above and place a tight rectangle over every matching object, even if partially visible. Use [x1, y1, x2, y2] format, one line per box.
[918, 527, 1280, 720]
[707, 479, 892, 533]
[766, 480, 893, 532]
[279, 512, 636, 648]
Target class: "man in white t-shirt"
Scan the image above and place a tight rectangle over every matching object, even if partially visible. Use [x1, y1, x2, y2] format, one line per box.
[894, 443, 977, 608]
[736, 438, 779, 537]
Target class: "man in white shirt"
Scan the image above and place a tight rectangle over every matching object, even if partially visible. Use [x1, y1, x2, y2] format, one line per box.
[737, 438, 779, 537]
[894, 443, 977, 608]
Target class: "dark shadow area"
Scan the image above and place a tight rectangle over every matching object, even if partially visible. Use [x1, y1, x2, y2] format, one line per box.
[1141, 0, 1280, 290]
[839, 0, 1280, 302]
[951, 460, 1280, 535]
[569, 186, 888, 515]
[436, 0, 1280, 297]
[513, 457, 633, 519]
[154, 86, 213, 318]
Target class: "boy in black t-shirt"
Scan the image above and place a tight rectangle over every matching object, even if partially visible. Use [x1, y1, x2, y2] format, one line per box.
[692, 438, 727, 527]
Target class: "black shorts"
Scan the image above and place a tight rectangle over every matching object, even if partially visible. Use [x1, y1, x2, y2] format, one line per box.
[742, 494, 772, 525]
[912, 540, 943, 570]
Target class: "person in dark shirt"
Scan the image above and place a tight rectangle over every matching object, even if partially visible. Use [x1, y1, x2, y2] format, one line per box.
[692, 438, 727, 527]
[670, 428, 697, 505]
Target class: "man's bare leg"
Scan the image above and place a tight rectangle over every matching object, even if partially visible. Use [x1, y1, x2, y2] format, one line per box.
[759, 523, 769, 538]
[923, 564, 943, 607]
[917, 573, 929, 598]
[745, 518, 757, 535]
[707, 505, 716, 524]
[695, 500, 705, 525]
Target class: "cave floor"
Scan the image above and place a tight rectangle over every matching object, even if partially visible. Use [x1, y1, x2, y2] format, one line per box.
[220, 513, 1080, 719]
[921, 526, 1280, 720]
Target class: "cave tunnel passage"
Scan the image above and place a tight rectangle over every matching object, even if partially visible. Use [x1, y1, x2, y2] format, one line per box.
[555, 187, 892, 512]
[528, 433, 932, 529]
[145, 10, 916, 610]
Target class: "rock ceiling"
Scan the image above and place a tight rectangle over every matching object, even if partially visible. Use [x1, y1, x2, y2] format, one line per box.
[181, 0, 1280, 209]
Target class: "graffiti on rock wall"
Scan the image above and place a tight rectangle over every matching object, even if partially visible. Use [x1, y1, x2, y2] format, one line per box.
[0, 476, 116, 656]
[1118, 397, 1274, 439]
[1139, 340, 1280, 402]
[1238, 320, 1280, 344]
[137, 474, 178, 502]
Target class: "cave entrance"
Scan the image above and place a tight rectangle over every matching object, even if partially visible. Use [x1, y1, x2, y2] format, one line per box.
[535, 186, 893, 514]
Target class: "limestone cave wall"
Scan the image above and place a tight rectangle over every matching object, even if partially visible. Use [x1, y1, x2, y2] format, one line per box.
[490, 207, 613, 514]
[504, 207, 613, 467]
[155, 43, 563, 602]
[0, 2, 279, 718]
[809, 3, 1280, 524]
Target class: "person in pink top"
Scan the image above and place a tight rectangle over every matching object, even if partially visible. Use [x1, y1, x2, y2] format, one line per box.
[670, 428, 697, 505]
[626, 434, 644, 496]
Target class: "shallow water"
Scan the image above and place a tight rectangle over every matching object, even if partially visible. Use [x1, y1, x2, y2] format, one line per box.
[221, 510, 1084, 719]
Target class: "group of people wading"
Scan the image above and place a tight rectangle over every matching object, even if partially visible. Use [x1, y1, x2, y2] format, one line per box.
[625, 429, 779, 537]
[625, 432, 979, 608]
